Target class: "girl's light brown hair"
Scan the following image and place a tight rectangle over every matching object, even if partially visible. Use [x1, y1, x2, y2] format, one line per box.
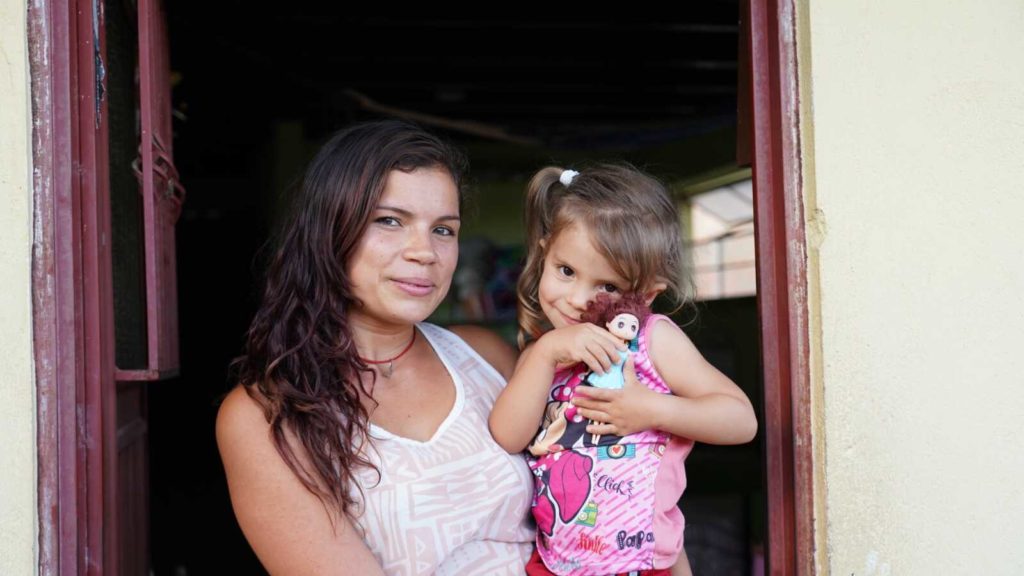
[517, 164, 693, 348]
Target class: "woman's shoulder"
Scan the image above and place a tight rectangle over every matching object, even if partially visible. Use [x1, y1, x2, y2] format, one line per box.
[215, 385, 388, 574]
[444, 324, 518, 380]
[216, 385, 271, 450]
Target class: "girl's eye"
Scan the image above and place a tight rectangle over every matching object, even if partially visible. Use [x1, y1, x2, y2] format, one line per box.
[376, 216, 400, 227]
[558, 265, 575, 278]
[600, 283, 619, 294]
[433, 226, 457, 237]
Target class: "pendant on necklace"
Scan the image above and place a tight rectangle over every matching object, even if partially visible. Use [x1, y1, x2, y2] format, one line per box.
[359, 330, 416, 380]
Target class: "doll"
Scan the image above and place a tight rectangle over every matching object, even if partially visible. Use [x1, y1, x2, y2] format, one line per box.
[586, 311, 641, 389]
[560, 293, 652, 428]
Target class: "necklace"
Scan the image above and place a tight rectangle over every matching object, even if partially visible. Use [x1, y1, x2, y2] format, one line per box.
[358, 330, 417, 379]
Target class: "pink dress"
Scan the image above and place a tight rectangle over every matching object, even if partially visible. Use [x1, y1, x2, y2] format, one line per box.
[526, 315, 694, 576]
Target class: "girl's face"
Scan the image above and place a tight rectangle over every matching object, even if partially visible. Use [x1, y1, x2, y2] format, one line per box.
[346, 167, 461, 330]
[538, 223, 629, 330]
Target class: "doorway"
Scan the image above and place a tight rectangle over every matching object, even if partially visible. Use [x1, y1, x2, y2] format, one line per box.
[153, 7, 768, 576]
[30, 2, 811, 575]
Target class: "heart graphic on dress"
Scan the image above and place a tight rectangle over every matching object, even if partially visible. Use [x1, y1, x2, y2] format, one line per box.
[547, 451, 593, 524]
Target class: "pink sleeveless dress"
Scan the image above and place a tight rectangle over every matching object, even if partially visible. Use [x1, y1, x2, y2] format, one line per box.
[526, 315, 694, 576]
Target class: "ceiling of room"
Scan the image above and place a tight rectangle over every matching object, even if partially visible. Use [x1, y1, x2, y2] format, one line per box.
[167, 6, 742, 152]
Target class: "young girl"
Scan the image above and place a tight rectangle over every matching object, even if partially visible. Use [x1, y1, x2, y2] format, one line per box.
[489, 165, 758, 576]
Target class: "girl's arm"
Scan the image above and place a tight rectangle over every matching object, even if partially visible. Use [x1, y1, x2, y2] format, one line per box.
[488, 343, 557, 453]
[672, 548, 694, 576]
[488, 323, 627, 453]
[571, 319, 758, 445]
[216, 386, 386, 576]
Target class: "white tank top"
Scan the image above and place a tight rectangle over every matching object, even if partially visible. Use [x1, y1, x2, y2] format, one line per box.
[352, 323, 534, 575]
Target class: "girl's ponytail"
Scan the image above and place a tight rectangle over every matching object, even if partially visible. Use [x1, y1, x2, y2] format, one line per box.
[517, 167, 565, 348]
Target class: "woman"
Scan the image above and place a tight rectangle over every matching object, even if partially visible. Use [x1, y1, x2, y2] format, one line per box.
[217, 120, 534, 575]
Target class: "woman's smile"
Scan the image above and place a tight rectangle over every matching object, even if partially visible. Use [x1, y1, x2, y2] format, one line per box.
[390, 276, 436, 297]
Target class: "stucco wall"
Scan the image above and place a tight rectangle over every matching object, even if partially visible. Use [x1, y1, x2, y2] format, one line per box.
[0, 0, 37, 574]
[803, 1, 1024, 573]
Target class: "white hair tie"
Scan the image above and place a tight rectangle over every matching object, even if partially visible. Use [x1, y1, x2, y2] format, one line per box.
[559, 169, 579, 187]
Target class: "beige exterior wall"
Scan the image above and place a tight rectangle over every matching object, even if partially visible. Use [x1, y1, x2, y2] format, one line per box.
[801, 0, 1024, 573]
[0, 0, 37, 574]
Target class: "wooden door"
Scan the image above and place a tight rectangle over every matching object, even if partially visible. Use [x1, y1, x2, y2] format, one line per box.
[31, 0, 181, 572]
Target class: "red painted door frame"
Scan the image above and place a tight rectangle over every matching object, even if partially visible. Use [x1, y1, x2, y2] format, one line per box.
[748, 0, 815, 574]
[29, 2, 813, 574]
[30, 0, 118, 573]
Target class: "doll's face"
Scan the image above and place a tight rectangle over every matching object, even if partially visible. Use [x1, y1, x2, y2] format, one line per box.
[606, 313, 639, 341]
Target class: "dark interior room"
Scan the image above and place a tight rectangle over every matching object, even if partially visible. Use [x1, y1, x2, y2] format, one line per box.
[144, 6, 763, 575]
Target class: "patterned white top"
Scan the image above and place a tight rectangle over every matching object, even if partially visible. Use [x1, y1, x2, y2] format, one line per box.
[352, 323, 534, 575]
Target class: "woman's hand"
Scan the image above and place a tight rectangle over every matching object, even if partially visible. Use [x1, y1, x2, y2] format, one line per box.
[536, 323, 627, 375]
[570, 357, 662, 437]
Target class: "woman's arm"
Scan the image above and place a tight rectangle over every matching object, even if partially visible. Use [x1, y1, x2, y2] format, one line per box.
[216, 386, 386, 576]
[570, 319, 758, 445]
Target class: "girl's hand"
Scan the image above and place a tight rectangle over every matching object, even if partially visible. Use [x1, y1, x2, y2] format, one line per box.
[570, 357, 661, 437]
[537, 323, 627, 375]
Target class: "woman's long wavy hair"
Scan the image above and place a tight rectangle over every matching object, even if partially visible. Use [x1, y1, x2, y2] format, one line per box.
[517, 164, 694, 348]
[233, 119, 467, 527]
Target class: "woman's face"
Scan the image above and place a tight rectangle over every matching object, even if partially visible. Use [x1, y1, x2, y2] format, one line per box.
[346, 167, 460, 330]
